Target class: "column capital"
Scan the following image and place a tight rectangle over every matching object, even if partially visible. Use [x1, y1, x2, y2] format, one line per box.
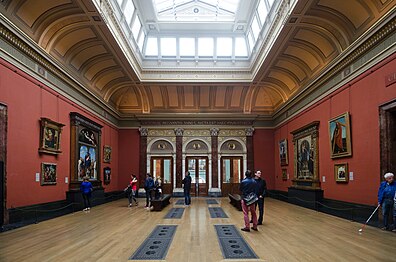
[245, 127, 255, 136]
[210, 127, 219, 136]
[139, 127, 148, 136]
[174, 127, 184, 136]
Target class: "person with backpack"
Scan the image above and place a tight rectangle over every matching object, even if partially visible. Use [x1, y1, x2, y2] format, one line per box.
[240, 170, 258, 232]
[144, 173, 155, 209]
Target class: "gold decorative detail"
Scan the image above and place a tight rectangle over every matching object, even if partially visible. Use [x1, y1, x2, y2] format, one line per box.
[193, 143, 201, 150]
[228, 143, 236, 150]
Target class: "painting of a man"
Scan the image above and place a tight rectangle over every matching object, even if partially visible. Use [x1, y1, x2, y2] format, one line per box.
[329, 113, 352, 158]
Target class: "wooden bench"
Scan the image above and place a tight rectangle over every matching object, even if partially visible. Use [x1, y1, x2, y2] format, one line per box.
[228, 193, 242, 211]
[151, 194, 172, 211]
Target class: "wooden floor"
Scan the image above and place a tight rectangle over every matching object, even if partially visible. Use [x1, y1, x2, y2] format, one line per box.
[0, 198, 395, 262]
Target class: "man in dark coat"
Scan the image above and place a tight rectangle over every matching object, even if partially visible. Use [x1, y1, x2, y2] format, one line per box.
[254, 170, 267, 225]
[182, 171, 192, 205]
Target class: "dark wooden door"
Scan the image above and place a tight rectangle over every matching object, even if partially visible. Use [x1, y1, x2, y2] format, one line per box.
[221, 157, 243, 196]
[151, 157, 173, 195]
[186, 157, 208, 196]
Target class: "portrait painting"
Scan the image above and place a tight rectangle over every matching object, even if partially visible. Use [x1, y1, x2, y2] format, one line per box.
[103, 145, 112, 163]
[334, 163, 348, 183]
[296, 135, 314, 180]
[38, 118, 64, 155]
[329, 112, 352, 158]
[78, 145, 97, 181]
[279, 139, 288, 165]
[104, 167, 111, 185]
[41, 163, 57, 185]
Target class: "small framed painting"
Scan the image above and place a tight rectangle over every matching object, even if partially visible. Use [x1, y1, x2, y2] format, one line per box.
[334, 163, 348, 183]
[41, 163, 57, 185]
[103, 145, 112, 163]
[38, 118, 64, 155]
[279, 139, 288, 165]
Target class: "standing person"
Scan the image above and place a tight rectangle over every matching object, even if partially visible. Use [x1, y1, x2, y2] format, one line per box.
[144, 173, 155, 209]
[127, 174, 138, 207]
[378, 172, 396, 230]
[240, 170, 258, 232]
[80, 176, 93, 211]
[254, 170, 267, 225]
[182, 171, 192, 206]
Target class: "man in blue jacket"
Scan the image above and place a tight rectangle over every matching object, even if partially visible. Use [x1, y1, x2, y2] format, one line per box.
[378, 172, 396, 230]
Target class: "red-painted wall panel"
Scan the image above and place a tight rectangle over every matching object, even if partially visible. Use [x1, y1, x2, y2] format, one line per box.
[253, 129, 275, 190]
[118, 129, 140, 189]
[0, 59, 124, 208]
[272, 54, 396, 205]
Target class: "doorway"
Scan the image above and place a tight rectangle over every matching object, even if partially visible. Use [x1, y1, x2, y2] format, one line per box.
[151, 157, 173, 195]
[0, 104, 7, 227]
[380, 101, 396, 177]
[186, 157, 208, 196]
[221, 156, 243, 196]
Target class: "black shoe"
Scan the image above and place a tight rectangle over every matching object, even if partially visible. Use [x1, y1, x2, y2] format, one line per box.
[257, 222, 263, 225]
[241, 228, 250, 232]
[251, 227, 258, 231]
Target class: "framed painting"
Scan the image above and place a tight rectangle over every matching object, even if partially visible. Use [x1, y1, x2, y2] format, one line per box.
[291, 121, 320, 189]
[282, 169, 287, 180]
[103, 145, 112, 163]
[334, 163, 348, 183]
[38, 118, 65, 155]
[41, 163, 57, 185]
[104, 167, 111, 185]
[279, 139, 288, 165]
[70, 112, 102, 189]
[329, 112, 352, 158]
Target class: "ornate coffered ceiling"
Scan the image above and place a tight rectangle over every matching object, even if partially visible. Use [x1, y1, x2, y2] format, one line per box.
[0, 0, 394, 120]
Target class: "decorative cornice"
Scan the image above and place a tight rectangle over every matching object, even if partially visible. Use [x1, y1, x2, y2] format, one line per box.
[141, 120, 254, 126]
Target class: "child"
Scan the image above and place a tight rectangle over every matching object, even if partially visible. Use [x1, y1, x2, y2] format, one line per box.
[80, 176, 93, 211]
[128, 174, 138, 207]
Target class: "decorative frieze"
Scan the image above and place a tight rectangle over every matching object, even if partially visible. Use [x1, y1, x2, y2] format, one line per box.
[174, 128, 184, 136]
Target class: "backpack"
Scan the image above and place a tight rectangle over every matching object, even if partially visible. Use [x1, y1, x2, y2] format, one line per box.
[148, 178, 155, 189]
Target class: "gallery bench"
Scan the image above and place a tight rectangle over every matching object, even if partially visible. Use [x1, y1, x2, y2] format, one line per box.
[151, 194, 171, 211]
[228, 193, 242, 211]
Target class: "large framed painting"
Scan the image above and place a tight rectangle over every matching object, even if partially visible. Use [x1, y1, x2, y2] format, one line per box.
[38, 118, 65, 155]
[329, 112, 352, 158]
[291, 121, 320, 189]
[279, 139, 288, 165]
[70, 113, 102, 190]
[335, 163, 348, 183]
[41, 163, 57, 185]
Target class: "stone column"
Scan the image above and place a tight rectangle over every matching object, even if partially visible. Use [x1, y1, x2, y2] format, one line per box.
[174, 128, 184, 187]
[210, 128, 219, 188]
[139, 127, 148, 188]
[245, 127, 255, 172]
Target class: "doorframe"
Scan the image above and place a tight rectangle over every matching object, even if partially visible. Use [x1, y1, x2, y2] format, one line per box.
[379, 100, 396, 180]
[0, 103, 7, 227]
[220, 156, 243, 196]
[150, 156, 174, 194]
[185, 156, 209, 196]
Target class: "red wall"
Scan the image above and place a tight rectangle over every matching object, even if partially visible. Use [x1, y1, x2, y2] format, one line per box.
[272, 53, 396, 205]
[118, 129, 140, 189]
[253, 129, 275, 190]
[0, 59, 124, 208]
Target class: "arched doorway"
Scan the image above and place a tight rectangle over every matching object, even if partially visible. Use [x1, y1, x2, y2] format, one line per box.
[148, 139, 175, 195]
[219, 139, 246, 196]
[184, 139, 210, 196]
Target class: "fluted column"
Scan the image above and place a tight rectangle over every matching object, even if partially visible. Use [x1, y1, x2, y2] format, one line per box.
[139, 127, 148, 188]
[245, 128, 255, 172]
[210, 128, 219, 188]
[174, 128, 184, 187]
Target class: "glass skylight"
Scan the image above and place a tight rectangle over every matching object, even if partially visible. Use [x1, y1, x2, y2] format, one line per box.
[198, 38, 214, 57]
[109, 0, 280, 64]
[124, 0, 135, 23]
[217, 37, 232, 57]
[153, 0, 240, 22]
[235, 37, 248, 57]
[161, 38, 177, 56]
[146, 37, 158, 56]
[179, 38, 195, 57]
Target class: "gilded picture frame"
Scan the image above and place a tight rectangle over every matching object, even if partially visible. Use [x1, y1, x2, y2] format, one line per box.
[38, 118, 64, 155]
[334, 163, 348, 183]
[279, 139, 288, 165]
[103, 145, 112, 163]
[329, 112, 352, 158]
[41, 162, 57, 185]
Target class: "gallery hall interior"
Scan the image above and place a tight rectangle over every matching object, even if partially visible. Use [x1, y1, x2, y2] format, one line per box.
[0, 0, 395, 261]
